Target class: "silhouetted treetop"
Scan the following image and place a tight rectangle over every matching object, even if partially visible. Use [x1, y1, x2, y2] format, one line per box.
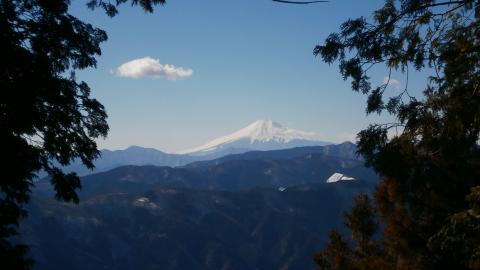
[1, 0, 164, 268]
[87, 0, 165, 17]
[314, 1, 480, 269]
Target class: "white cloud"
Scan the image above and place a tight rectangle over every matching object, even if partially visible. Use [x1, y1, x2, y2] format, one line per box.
[114, 57, 193, 80]
[383, 76, 401, 90]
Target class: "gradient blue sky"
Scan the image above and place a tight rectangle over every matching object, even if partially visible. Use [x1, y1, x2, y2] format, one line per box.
[71, 0, 429, 153]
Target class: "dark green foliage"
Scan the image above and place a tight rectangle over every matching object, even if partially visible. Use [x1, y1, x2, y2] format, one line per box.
[428, 187, 480, 269]
[313, 230, 353, 270]
[0, 0, 164, 268]
[315, 194, 391, 270]
[314, 1, 480, 269]
[344, 194, 378, 253]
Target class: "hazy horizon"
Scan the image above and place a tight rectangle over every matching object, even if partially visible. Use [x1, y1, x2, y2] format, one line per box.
[101, 119, 348, 154]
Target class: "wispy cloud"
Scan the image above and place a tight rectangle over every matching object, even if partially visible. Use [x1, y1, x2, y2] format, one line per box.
[114, 57, 193, 80]
[383, 76, 401, 90]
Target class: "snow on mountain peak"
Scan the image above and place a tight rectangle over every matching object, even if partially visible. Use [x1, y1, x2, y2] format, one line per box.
[178, 120, 329, 155]
[238, 119, 318, 143]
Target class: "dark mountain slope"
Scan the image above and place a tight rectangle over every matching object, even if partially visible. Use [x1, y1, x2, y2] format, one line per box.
[41, 142, 356, 177]
[34, 150, 376, 199]
[22, 181, 369, 270]
[185, 141, 358, 169]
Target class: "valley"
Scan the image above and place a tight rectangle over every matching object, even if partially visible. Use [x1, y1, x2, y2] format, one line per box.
[25, 139, 377, 270]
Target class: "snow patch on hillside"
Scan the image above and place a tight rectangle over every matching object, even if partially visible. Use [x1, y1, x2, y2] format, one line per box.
[326, 173, 355, 183]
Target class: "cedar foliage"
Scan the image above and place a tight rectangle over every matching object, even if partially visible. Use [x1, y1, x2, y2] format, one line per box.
[314, 1, 480, 269]
[0, 0, 164, 269]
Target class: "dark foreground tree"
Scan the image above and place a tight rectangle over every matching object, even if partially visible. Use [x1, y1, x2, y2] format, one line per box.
[314, 0, 480, 269]
[0, 0, 164, 268]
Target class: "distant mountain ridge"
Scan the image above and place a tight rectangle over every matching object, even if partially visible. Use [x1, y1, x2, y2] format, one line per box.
[50, 146, 201, 177]
[34, 142, 375, 199]
[185, 141, 359, 169]
[53, 120, 335, 177]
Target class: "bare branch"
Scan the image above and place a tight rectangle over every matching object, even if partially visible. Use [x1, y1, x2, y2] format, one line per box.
[272, 0, 328, 4]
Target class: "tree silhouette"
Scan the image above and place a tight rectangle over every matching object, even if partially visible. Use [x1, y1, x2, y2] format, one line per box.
[0, 0, 164, 268]
[313, 229, 354, 270]
[314, 0, 480, 269]
[315, 194, 392, 270]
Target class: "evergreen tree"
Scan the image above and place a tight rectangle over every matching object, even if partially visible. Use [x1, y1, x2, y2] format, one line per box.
[315, 194, 391, 270]
[314, 0, 480, 269]
[0, 0, 164, 269]
[313, 230, 354, 270]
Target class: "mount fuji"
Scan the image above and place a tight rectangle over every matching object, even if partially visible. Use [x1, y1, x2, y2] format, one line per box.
[42, 120, 332, 177]
[178, 120, 331, 156]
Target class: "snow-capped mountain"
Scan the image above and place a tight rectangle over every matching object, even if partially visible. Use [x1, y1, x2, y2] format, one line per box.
[178, 120, 331, 156]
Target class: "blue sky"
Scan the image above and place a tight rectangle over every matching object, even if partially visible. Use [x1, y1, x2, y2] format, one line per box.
[71, 0, 429, 153]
